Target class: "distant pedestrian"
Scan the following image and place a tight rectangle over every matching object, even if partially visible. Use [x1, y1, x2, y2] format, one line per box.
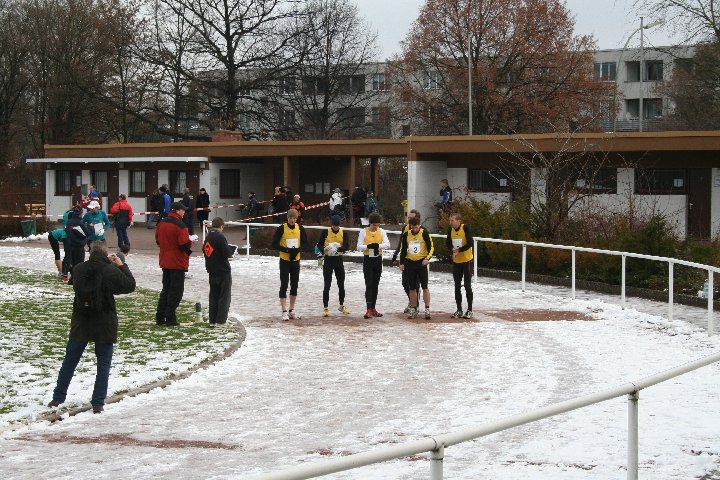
[160, 185, 172, 219]
[271, 209, 308, 321]
[271, 186, 286, 218]
[196, 187, 210, 225]
[155, 202, 192, 326]
[399, 216, 434, 319]
[47, 241, 136, 414]
[87, 184, 102, 208]
[64, 207, 91, 281]
[364, 191, 378, 218]
[357, 212, 390, 318]
[203, 217, 234, 325]
[446, 212, 474, 319]
[147, 188, 163, 228]
[109, 194, 134, 252]
[329, 188, 343, 216]
[289, 194, 305, 222]
[181, 187, 195, 235]
[243, 191, 259, 220]
[316, 215, 350, 317]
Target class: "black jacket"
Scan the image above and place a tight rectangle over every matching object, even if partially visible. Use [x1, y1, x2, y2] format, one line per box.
[203, 229, 233, 275]
[70, 251, 136, 343]
[65, 215, 91, 248]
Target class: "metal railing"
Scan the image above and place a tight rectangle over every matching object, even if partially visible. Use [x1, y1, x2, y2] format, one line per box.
[220, 221, 717, 337]
[244, 351, 720, 480]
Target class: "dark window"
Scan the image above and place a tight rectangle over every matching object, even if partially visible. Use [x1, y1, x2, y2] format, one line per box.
[575, 168, 617, 194]
[219, 169, 240, 198]
[55, 170, 73, 195]
[645, 61, 663, 81]
[371, 106, 390, 125]
[594, 62, 616, 81]
[644, 98, 663, 118]
[338, 107, 365, 127]
[130, 171, 146, 196]
[372, 73, 387, 91]
[279, 77, 295, 94]
[92, 171, 108, 196]
[635, 168, 686, 195]
[170, 170, 188, 196]
[468, 169, 511, 192]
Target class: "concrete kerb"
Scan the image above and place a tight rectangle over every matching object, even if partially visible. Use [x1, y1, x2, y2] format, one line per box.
[34, 316, 247, 426]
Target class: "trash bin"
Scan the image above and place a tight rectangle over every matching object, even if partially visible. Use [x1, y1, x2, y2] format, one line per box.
[20, 219, 37, 237]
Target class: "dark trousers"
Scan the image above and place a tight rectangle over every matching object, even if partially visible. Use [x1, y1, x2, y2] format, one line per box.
[322, 257, 345, 307]
[156, 269, 186, 324]
[209, 273, 232, 324]
[362, 256, 383, 309]
[66, 245, 86, 282]
[405, 259, 429, 291]
[278, 259, 300, 298]
[115, 227, 129, 248]
[52, 339, 113, 407]
[401, 264, 422, 298]
[453, 261, 474, 311]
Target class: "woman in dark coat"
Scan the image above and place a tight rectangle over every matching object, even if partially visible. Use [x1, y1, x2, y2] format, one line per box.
[196, 188, 210, 224]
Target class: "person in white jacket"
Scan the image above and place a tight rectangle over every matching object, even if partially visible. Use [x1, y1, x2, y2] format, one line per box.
[329, 188, 343, 214]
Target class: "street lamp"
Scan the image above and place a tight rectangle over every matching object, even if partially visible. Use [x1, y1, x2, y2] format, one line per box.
[612, 17, 664, 132]
[639, 17, 664, 132]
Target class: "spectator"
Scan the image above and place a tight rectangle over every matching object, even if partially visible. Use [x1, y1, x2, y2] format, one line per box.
[196, 188, 210, 225]
[160, 184, 172, 219]
[147, 188, 163, 229]
[243, 191, 260, 220]
[203, 217, 234, 325]
[82, 201, 110, 249]
[289, 194, 305, 222]
[284, 185, 293, 210]
[109, 194, 134, 252]
[350, 185, 366, 224]
[64, 207, 91, 282]
[47, 241, 136, 414]
[439, 179, 453, 212]
[87, 184, 102, 208]
[181, 187, 195, 235]
[271, 186, 286, 218]
[329, 188, 343, 215]
[155, 202, 192, 326]
[364, 191, 378, 217]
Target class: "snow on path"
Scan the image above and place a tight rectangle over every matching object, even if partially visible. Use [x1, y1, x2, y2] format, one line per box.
[0, 246, 718, 479]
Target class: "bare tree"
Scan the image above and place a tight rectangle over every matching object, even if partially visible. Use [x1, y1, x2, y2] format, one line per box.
[389, 0, 611, 135]
[266, 0, 381, 139]
[156, 0, 306, 132]
[633, 0, 720, 43]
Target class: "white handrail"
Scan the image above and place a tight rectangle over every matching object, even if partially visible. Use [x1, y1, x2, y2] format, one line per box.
[223, 222, 717, 336]
[245, 351, 720, 480]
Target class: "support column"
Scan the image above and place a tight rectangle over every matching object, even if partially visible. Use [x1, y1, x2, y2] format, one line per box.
[349, 156, 357, 224]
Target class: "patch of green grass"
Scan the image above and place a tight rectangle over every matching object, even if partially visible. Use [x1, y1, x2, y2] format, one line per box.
[0, 266, 238, 423]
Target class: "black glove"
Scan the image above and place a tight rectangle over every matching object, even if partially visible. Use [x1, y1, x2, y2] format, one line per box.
[367, 242, 379, 256]
[288, 247, 299, 261]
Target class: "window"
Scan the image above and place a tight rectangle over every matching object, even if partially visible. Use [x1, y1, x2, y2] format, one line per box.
[339, 75, 365, 94]
[675, 58, 694, 75]
[55, 170, 73, 195]
[279, 109, 295, 127]
[372, 73, 387, 91]
[338, 107, 365, 127]
[219, 169, 240, 198]
[279, 77, 295, 94]
[575, 168, 617, 194]
[625, 61, 640, 82]
[644, 98, 663, 118]
[468, 169, 511, 192]
[130, 171, 146, 196]
[423, 71, 440, 90]
[92, 171, 108, 196]
[170, 170, 188, 195]
[371, 106, 390, 125]
[635, 168, 686, 195]
[302, 77, 328, 95]
[594, 62, 616, 81]
[645, 61, 663, 81]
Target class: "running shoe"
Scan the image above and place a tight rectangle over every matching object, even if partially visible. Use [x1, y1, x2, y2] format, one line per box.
[403, 304, 412, 314]
[338, 305, 350, 315]
[371, 309, 383, 317]
[451, 309, 463, 318]
[363, 309, 372, 319]
[322, 308, 329, 317]
[408, 307, 418, 319]
[424, 307, 431, 319]
[463, 310, 473, 319]
[281, 311, 289, 321]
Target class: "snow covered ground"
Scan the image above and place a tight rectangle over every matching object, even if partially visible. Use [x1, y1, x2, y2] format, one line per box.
[0, 241, 719, 479]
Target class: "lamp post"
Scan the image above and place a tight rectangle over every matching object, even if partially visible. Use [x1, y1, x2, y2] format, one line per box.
[468, 30, 473, 135]
[613, 18, 664, 132]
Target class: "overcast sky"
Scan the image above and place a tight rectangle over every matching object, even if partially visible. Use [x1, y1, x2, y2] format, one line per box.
[357, 0, 679, 60]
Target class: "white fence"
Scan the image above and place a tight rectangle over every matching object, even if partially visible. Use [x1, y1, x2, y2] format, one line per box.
[211, 221, 720, 480]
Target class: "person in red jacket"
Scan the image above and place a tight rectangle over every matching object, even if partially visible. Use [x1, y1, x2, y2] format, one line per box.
[155, 202, 192, 326]
[289, 194, 305, 222]
[109, 194, 134, 252]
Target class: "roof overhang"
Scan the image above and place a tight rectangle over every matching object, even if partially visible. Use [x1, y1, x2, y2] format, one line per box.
[27, 156, 209, 163]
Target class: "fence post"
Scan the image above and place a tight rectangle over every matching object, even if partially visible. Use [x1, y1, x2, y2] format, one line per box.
[430, 445, 444, 480]
[473, 239, 478, 283]
[708, 271, 714, 337]
[521, 243, 527, 292]
[246, 224, 251, 257]
[571, 248, 576, 300]
[627, 390, 639, 480]
[621, 255, 626, 309]
[668, 261, 674, 322]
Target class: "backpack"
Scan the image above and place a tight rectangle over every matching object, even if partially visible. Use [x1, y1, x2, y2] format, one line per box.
[73, 265, 104, 314]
